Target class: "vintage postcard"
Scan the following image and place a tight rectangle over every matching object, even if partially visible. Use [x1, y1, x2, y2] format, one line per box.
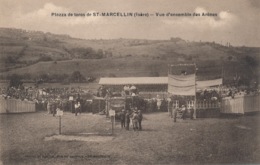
[0, 0, 259, 164]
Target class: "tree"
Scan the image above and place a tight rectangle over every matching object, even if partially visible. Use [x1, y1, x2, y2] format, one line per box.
[70, 71, 86, 82]
[22, 73, 32, 80]
[96, 49, 104, 59]
[9, 74, 23, 88]
[39, 73, 49, 82]
[244, 55, 258, 67]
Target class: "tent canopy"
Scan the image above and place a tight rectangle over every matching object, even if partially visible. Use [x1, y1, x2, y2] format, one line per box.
[196, 78, 222, 88]
[99, 77, 222, 87]
[99, 77, 168, 85]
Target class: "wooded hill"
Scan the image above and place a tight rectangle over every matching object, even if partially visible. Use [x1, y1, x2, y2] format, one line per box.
[0, 28, 259, 84]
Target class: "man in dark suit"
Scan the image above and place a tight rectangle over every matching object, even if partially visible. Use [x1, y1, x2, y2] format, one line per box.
[120, 109, 126, 128]
[137, 109, 143, 130]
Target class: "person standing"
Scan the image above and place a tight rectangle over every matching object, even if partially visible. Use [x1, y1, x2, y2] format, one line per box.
[156, 95, 162, 111]
[190, 106, 194, 119]
[74, 102, 80, 116]
[173, 108, 177, 122]
[125, 110, 131, 130]
[120, 109, 126, 128]
[52, 100, 57, 117]
[47, 99, 51, 114]
[130, 85, 137, 95]
[124, 85, 130, 95]
[132, 110, 139, 131]
[137, 109, 143, 131]
[181, 105, 187, 120]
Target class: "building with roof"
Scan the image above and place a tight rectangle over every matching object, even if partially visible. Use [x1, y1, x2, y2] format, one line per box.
[99, 77, 168, 93]
[99, 77, 222, 97]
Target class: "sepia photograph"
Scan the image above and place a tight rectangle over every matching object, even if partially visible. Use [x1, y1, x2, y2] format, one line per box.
[0, 0, 259, 164]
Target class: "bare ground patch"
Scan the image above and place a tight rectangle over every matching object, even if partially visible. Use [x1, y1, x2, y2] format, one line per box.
[44, 134, 114, 142]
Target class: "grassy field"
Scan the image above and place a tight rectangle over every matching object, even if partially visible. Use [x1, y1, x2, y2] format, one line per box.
[0, 111, 259, 165]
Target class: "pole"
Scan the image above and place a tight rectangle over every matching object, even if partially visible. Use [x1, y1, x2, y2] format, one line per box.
[99, 100, 100, 113]
[59, 116, 61, 135]
[106, 99, 108, 118]
[194, 64, 197, 119]
[168, 99, 170, 116]
[168, 64, 170, 113]
[111, 116, 114, 135]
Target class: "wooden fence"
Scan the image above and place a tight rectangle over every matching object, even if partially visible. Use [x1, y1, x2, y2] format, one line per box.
[172, 100, 220, 109]
[171, 100, 221, 118]
[0, 97, 36, 114]
[221, 94, 260, 114]
[196, 101, 221, 109]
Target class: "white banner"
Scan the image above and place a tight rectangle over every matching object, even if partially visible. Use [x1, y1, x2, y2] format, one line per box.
[168, 74, 195, 96]
[197, 78, 223, 88]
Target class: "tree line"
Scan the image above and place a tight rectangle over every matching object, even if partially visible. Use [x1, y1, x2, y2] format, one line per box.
[2, 71, 95, 88]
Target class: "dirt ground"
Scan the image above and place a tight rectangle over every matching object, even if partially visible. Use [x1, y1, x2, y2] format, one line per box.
[0, 111, 259, 165]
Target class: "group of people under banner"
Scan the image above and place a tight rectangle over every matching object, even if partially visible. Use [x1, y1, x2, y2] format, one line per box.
[117, 107, 143, 131]
[172, 104, 195, 122]
[46, 96, 83, 116]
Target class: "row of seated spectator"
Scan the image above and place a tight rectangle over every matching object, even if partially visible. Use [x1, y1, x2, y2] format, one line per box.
[97, 85, 139, 98]
[221, 86, 259, 98]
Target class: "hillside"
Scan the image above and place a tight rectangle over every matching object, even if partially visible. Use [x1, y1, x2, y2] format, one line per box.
[0, 28, 259, 84]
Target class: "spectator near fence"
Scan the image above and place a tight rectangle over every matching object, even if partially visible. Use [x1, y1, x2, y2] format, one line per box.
[124, 85, 130, 95]
[130, 85, 137, 95]
[156, 95, 162, 111]
[181, 105, 187, 120]
[74, 102, 81, 116]
[137, 109, 143, 131]
[120, 109, 126, 128]
[125, 110, 131, 130]
[47, 100, 51, 114]
[132, 109, 139, 131]
[189, 106, 194, 119]
[173, 108, 177, 122]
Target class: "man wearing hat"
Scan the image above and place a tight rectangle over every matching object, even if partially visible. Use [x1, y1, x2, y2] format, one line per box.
[132, 108, 139, 131]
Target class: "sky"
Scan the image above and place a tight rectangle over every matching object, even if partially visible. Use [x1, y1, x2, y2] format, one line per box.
[0, 0, 259, 47]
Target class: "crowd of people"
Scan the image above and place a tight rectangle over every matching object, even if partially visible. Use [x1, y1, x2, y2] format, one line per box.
[0, 85, 87, 101]
[1, 82, 259, 118]
[172, 105, 194, 122]
[196, 89, 220, 102]
[117, 107, 143, 131]
[97, 84, 138, 98]
[0, 85, 94, 115]
[0, 86, 37, 101]
[123, 85, 138, 96]
[221, 86, 259, 98]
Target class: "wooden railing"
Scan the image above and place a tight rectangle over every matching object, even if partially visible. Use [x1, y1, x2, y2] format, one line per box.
[0, 97, 36, 113]
[221, 94, 260, 114]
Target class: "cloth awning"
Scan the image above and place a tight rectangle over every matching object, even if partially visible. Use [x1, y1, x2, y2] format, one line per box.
[99, 77, 222, 88]
[196, 78, 223, 88]
[99, 77, 168, 85]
